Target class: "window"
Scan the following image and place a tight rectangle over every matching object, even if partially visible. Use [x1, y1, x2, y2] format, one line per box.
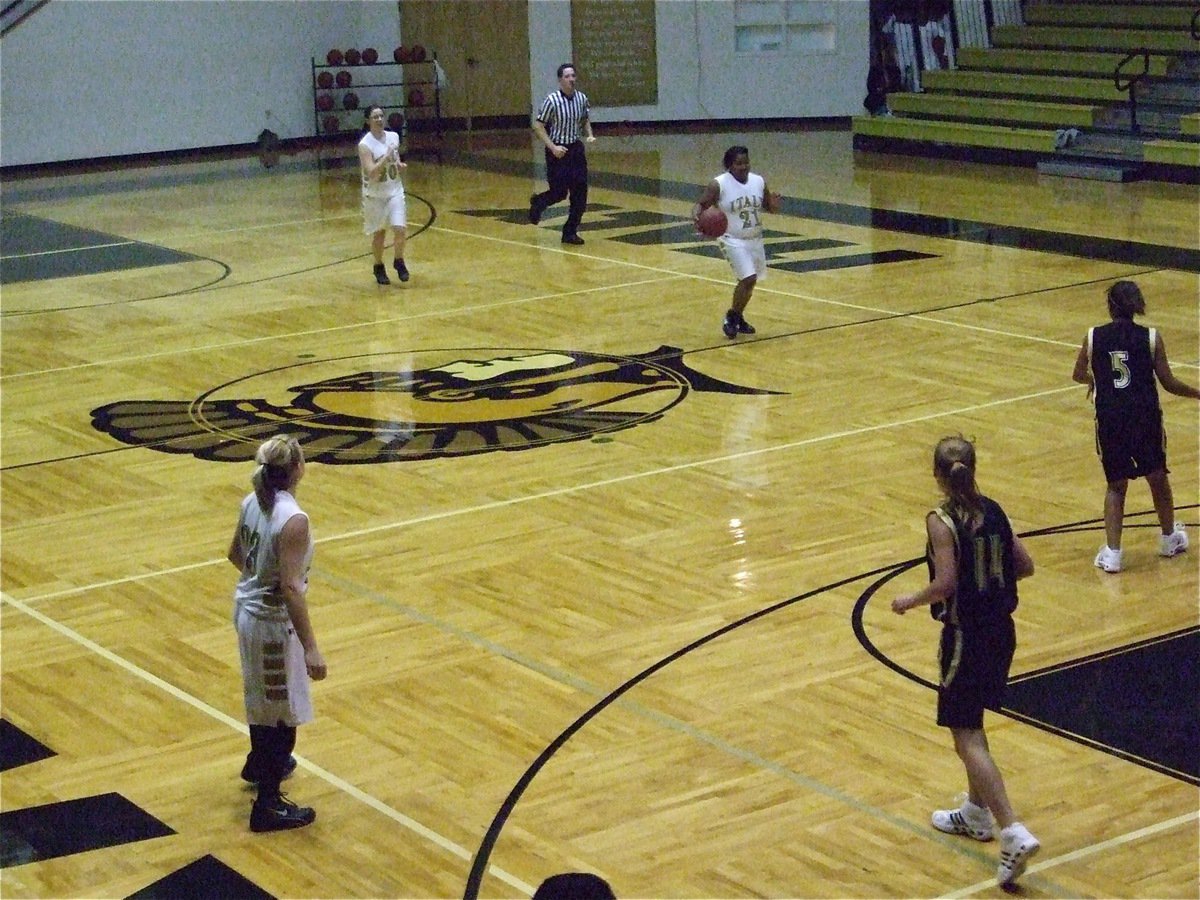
[734, 0, 836, 53]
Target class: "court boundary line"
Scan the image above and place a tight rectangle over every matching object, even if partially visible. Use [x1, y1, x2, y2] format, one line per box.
[0, 589, 536, 898]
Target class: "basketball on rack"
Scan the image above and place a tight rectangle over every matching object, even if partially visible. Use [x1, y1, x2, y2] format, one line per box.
[407, 88, 425, 107]
[326, 49, 343, 66]
[343, 92, 358, 110]
[316, 93, 334, 112]
[316, 71, 334, 89]
[335, 70, 352, 88]
[409, 44, 426, 62]
[697, 206, 727, 238]
[387, 112, 405, 130]
[362, 47, 378, 64]
[322, 114, 340, 133]
[344, 48, 361, 65]
[393, 45, 408, 63]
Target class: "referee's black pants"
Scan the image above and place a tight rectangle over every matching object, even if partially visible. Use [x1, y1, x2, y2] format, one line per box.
[533, 141, 588, 238]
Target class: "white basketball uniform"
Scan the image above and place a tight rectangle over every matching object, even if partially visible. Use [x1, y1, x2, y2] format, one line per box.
[232, 490, 315, 727]
[715, 170, 767, 282]
[359, 130, 407, 235]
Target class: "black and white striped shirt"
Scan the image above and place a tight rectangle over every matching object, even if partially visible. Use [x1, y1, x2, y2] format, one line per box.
[536, 90, 589, 145]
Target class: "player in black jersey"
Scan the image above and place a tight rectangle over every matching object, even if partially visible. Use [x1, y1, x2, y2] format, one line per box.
[1072, 281, 1200, 573]
[891, 435, 1039, 888]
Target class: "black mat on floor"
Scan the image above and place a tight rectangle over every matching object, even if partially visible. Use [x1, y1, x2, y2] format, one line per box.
[1005, 627, 1199, 783]
[0, 212, 196, 284]
[0, 792, 175, 866]
[127, 854, 275, 900]
[0, 719, 55, 772]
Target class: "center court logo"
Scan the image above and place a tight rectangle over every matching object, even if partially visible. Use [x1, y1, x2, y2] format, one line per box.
[91, 346, 780, 463]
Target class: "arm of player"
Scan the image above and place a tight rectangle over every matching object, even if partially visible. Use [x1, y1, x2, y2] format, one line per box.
[1153, 333, 1200, 399]
[358, 142, 387, 181]
[693, 180, 720, 224]
[278, 514, 327, 681]
[227, 524, 246, 571]
[1012, 533, 1035, 580]
[1071, 335, 1094, 400]
[892, 513, 957, 614]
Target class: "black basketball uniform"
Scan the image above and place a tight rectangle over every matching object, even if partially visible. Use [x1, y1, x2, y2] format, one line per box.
[1087, 320, 1166, 481]
[926, 497, 1020, 729]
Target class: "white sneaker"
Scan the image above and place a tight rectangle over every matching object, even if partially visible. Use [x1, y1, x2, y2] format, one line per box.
[1160, 524, 1189, 558]
[1094, 545, 1123, 573]
[997, 822, 1040, 887]
[931, 798, 994, 842]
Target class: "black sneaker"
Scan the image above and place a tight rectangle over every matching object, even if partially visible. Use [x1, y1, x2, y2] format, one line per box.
[528, 194, 542, 225]
[736, 314, 756, 335]
[722, 311, 738, 339]
[561, 234, 585, 245]
[241, 755, 297, 785]
[250, 793, 316, 833]
[373, 263, 390, 285]
[394, 259, 410, 282]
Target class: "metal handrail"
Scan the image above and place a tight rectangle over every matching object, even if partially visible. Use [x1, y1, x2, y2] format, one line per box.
[1114, 50, 1151, 135]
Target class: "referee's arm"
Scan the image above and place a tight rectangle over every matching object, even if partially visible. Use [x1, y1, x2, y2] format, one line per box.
[532, 117, 565, 156]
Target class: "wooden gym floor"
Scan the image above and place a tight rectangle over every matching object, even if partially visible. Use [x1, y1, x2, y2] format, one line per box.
[1, 123, 1197, 899]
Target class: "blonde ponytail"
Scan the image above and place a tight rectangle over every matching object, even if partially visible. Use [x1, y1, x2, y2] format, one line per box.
[251, 435, 303, 509]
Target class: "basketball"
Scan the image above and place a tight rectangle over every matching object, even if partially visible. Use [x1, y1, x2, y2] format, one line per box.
[316, 93, 334, 112]
[322, 114, 340, 133]
[387, 112, 405, 130]
[408, 88, 424, 107]
[697, 206, 727, 238]
[362, 47, 378, 64]
[335, 70, 352, 88]
[343, 91, 359, 110]
[393, 45, 408, 63]
[344, 48, 361, 65]
[409, 44, 426, 62]
[326, 49, 343, 66]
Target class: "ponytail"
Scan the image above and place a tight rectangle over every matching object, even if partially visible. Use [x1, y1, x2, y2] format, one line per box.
[933, 435, 983, 532]
[251, 435, 303, 509]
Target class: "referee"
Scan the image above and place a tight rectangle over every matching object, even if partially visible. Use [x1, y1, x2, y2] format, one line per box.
[529, 62, 596, 245]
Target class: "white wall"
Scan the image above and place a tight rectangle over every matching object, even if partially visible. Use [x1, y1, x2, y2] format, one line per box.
[0, 0, 400, 166]
[528, 0, 868, 122]
[2, 0, 867, 167]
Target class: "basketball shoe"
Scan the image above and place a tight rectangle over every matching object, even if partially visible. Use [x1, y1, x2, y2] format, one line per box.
[997, 822, 1040, 887]
[394, 259, 410, 283]
[373, 263, 390, 285]
[736, 313, 756, 335]
[722, 311, 738, 339]
[241, 754, 297, 785]
[1160, 524, 1188, 557]
[1094, 545, 1123, 573]
[931, 797, 994, 841]
[250, 793, 315, 833]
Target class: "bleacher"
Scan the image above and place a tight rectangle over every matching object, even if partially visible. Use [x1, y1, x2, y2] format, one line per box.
[852, 0, 1200, 182]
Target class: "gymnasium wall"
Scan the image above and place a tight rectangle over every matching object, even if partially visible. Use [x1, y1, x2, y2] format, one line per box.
[0, 0, 399, 167]
[0, 0, 867, 168]
[529, 1, 868, 124]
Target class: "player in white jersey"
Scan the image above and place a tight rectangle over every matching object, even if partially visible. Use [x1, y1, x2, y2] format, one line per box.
[358, 105, 410, 285]
[228, 435, 327, 832]
[693, 146, 781, 339]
